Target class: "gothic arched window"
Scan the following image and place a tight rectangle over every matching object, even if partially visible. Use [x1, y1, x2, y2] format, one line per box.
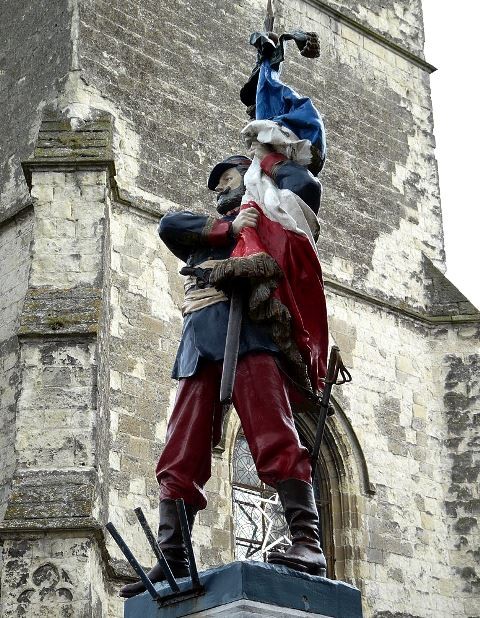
[232, 430, 335, 576]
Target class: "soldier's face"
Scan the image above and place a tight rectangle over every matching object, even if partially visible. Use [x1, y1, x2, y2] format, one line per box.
[215, 167, 243, 194]
[215, 167, 245, 214]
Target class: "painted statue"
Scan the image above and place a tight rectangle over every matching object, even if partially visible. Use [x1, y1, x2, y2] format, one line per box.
[120, 19, 329, 600]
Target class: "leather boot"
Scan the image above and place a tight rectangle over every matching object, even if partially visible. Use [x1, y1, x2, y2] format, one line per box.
[267, 479, 327, 577]
[119, 500, 197, 598]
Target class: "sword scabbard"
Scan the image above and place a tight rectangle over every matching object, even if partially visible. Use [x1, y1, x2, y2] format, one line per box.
[220, 287, 243, 404]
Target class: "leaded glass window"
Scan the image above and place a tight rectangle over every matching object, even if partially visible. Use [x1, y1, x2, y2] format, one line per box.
[232, 431, 335, 576]
[232, 433, 290, 561]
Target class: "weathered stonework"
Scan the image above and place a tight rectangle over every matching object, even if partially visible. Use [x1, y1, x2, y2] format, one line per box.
[313, 0, 426, 56]
[442, 342, 480, 617]
[1, 534, 106, 618]
[1, 1, 479, 617]
[0, 1, 73, 220]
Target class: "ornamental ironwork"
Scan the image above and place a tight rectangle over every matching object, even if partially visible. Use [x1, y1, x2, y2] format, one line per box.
[232, 434, 291, 561]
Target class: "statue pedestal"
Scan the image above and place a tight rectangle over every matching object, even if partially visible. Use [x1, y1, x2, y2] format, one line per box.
[123, 561, 362, 617]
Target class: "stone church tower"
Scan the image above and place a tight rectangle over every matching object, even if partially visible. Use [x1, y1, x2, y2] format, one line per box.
[1, 1, 478, 616]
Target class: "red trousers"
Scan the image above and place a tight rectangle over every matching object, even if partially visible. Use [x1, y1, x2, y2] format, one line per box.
[156, 353, 311, 510]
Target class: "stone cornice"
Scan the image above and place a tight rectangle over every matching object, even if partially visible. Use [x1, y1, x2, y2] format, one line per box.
[324, 277, 480, 326]
[308, 0, 437, 73]
[19, 285, 102, 337]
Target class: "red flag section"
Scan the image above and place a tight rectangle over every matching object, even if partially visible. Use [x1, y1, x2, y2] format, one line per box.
[213, 201, 328, 394]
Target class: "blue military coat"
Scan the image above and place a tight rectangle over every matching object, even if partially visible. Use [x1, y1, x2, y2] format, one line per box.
[159, 160, 321, 379]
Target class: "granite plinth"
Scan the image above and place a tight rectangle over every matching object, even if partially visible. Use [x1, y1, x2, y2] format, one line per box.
[123, 561, 362, 617]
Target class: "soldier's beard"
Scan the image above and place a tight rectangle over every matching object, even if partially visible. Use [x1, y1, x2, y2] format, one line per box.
[216, 185, 245, 215]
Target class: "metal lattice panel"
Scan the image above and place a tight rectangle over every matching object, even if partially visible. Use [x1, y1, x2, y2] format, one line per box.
[233, 435, 262, 488]
[232, 435, 290, 561]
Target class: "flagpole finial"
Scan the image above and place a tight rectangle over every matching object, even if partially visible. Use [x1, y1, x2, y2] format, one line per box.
[264, 0, 275, 32]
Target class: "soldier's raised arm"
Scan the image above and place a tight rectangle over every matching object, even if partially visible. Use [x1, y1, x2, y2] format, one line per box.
[158, 211, 233, 262]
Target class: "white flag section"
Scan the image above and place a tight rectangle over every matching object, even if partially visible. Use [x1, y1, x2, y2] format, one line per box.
[242, 119, 313, 165]
[241, 119, 321, 255]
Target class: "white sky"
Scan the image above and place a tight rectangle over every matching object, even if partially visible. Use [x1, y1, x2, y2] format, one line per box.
[422, 0, 480, 310]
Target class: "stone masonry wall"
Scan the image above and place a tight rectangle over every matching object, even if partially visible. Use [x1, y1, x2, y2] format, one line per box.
[76, 0, 443, 312]
[0, 210, 33, 518]
[0, 167, 112, 617]
[322, 290, 471, 617]
[1, 1, 479, 617]
[0, 0, 73, 218]
[319, 0, 426, 55]
[105, 202, 182, 577]
[278, 0, 442, 306]
[440, 326, 480, 618]
[104, 201, 233, 593]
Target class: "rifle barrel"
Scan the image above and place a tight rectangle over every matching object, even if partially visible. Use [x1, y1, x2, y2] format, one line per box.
[310, 382, 332, 480]
[325, 345, 339, 385]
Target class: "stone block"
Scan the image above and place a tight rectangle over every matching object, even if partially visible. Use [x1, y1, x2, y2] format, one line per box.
[124, 561, 362, 618]
[53, 219, 76, 238]
[31, 184, 54, 202]
[395, 355, 415, 375]
[31, 172, 67, 187]
[0, 534, 107, 617]
[49, 200, 73, 220]
[342, 26, 363, 47]
[3, 469, 96, 525]
[412, 403, 427, 420]
[19, 285, 101, 336]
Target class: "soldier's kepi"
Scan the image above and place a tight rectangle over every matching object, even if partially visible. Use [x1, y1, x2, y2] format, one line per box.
[120, 2, 332, 599]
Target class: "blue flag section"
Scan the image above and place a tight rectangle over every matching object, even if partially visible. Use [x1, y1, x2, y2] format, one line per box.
[256, 60, 327, 166]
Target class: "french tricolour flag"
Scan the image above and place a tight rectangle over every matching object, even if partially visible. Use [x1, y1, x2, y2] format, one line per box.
[234, 59, 329, 394]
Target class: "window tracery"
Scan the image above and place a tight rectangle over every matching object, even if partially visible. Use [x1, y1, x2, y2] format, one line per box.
[232, 431, 335, 575]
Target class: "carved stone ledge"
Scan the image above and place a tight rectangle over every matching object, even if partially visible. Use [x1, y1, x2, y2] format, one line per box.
[21, 109, 113, 179]
[2, 468, 98, 528]
[19, 285, 102, 337]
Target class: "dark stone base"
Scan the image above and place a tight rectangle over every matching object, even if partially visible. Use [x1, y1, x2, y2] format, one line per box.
[124, 560, 362, 617]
